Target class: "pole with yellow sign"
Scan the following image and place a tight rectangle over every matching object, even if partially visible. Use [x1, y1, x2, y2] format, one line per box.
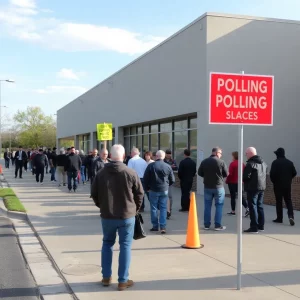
[97, 123, 113, 150]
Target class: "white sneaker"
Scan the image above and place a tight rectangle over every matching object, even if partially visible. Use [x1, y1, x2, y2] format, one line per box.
[40, 182, 43, 185]
[215, 226, 226, 231]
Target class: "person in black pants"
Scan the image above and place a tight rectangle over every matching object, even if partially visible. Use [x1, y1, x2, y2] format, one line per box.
[226, 151, 249, 217]
[270, 147, 297, 226]
[33, 149, 48, 185]
[65, 147, 82, 192]
[178, 149, 197, 212]
[14, 146, 27, 179]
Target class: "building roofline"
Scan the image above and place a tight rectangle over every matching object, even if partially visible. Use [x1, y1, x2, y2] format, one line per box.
[57, 12, 300, 113]
[57, 12, 208, 113]
[206, 12, 300, 25]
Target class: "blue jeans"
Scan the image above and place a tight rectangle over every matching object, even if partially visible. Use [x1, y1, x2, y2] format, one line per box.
[149, 191, 168, 229]
[101, 217, 135, 283]
[80, 166, 86, 183]
[51, 167, 56, 181]
[247, 191, 265, 230]
[67, 171, 78, 190]
[204, 188, 225, 228]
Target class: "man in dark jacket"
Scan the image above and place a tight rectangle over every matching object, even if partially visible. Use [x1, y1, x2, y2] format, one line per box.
[143, 150, 175, 234]
[178, 149, 196, 212]
[91, 144, 143, 291]
[14, 146, 27, 179]
[270, 147, 296, 226]
[65, 147, 82, 192]
[33, 149, 48, 184]
[243, 147, 267, 233]
[92, 149, 110, 177]
[198, 147, 228, 231]
[49, 147, 57, 182]
[4, 149, 11, 169]
[87, 149, 99, 184]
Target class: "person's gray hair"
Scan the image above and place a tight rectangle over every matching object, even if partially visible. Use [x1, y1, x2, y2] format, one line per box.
[111, 144, 125, 161]
[101, 148, 108, 154]
[60, 148, 65, 154]
[212, 147, 222, 154]
[80, 150, 85, 155]
[75, 150, 79, 154]
[156, 150, 166, 160]
[131, 147, 140, 155]
[246, 147, 257, 156]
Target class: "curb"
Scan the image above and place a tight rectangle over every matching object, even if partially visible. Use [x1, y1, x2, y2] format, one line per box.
[0, 191, 76, 300]
[0, 201, 28, 220]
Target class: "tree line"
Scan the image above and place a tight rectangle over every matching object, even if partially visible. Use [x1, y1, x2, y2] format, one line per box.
[2, 106, 56, 150]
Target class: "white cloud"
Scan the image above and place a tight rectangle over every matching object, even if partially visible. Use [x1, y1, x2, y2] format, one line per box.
[0, 1, 165, 55]
[57, 68, 86, 81]
[34, 85, 87, 94]
[10, 0, 36, 9]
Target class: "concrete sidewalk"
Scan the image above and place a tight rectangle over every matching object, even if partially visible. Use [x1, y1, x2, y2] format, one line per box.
[3, 167, 300, 299]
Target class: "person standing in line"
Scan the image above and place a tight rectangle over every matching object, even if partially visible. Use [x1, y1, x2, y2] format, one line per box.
[198, 147, 228, 231]
[128, 147, 148, 212]
[33, 149, 48, 185]
[270, 147, 296, 226]
[30, 149, 39, 175]
[243, 147, 267, 234]
[65, 147, 82, 192]
[56, 148, 67, 187]
[91, 144, 144, 291]
[144, 151, 154, 165]
[14, 146, 27, 179]
[178, 149, 197, 213]
[11, 150, 16, 166]
[44, 148, 51, 174]
[49, 147, 57, 182]
[27, 149, 32, 171]
[164, 150, 177, 219]
[87, 149, 99, 184]
[226, 151, 250, 217]
[79, 150, 87, 184]
[143, 150, 175, 234]
[4, 148, 11, 169]
[92, 149, 110, 176]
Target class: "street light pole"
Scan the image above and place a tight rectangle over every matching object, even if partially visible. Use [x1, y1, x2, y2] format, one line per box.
[0, 79, 14, 157]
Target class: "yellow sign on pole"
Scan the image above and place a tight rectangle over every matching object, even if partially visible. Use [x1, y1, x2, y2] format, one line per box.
[97, 123, 113, 141]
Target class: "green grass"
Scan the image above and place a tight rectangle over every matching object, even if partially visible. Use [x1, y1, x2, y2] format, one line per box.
[0, 188, 26, 213]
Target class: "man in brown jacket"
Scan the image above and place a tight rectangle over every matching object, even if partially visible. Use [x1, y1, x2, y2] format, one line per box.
[91, 144, 144, 291]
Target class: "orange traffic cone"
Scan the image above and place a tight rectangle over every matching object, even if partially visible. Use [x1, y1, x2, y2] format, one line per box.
[182, 192, 204, 249]
[0, 164, 3, 175]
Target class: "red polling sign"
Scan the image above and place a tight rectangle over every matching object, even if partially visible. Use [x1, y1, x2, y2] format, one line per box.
[209, 72, 274, 125]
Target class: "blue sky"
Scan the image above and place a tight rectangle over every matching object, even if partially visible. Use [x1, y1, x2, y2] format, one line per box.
[0, 0, 300, 123]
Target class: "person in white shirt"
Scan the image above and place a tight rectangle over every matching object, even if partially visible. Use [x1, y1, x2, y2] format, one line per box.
[128, 147, 148, 212]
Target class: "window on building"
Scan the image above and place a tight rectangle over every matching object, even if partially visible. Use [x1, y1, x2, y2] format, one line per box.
[124, 127, 130, 136]
[150, 134, 158, 153]
[137, 135, 142, 152]
[174, 119, 188, 131]
[137, 126, 142, 135]
[130, 136, 136, 149]
[189, 130, 197, 163]
[143, 125, 149, 134]
[160, 122, 172, 132]
[174, 130, 188, 165]
[130, 126, 136, 135]
[143, 135, 149, 154]
[189, 117, 197, 129]
[160, 132, 172, 152]
[124, 137, 130, 154]
[150, 124, 158, 133]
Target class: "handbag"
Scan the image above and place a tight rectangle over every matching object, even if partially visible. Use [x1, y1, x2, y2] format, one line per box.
[133, 213, 146, 240]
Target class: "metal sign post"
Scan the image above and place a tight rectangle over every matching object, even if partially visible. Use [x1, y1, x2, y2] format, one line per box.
[237, 71, 244, 290]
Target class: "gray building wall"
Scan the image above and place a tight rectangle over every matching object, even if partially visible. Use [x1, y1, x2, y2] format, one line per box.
[57, 17, 207, 138]
[201, 15, 300, 174]
[57, 13, 300, 192]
